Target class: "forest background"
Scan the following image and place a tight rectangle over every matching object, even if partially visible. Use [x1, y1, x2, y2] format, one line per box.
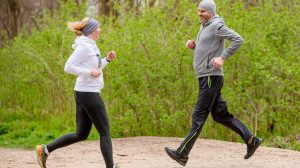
[0, 0, 299, 151]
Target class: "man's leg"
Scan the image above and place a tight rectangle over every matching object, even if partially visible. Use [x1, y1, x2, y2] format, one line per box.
[165, 76, 223, 166]
[210, 93, 252, 144]
[211, 91, 261, 159]
[176, 93, 209, 156]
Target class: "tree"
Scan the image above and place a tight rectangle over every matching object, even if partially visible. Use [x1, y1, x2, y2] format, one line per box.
[0, 0, 59, 47]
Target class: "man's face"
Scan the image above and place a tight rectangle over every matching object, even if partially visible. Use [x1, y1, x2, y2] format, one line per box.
[198, 8, 214, 24]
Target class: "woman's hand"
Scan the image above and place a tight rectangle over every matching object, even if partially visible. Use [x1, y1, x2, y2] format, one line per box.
[186, 40, 196, 49]
[90, 69, 101, 78]
[107, 51, 117, 61]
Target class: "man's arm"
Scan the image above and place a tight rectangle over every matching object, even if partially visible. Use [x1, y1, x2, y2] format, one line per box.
[216, 24, 243, 60]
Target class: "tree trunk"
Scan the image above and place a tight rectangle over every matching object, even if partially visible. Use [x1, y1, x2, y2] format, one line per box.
[8, 0, 20, 38]
[99, 0, 110, 16]
[0, 0, 59, 46]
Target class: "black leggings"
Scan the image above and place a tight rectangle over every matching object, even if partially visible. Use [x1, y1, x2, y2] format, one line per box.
[46, 91, 114, 168]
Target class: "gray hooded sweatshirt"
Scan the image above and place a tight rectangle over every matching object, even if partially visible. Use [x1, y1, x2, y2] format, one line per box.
[193, 15, 243, 78]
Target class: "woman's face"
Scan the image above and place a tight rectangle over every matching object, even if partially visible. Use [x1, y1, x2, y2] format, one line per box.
[89, 28, 102, 41]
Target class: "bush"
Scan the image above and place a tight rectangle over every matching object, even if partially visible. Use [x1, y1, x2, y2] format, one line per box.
[0, 0, 299, 150]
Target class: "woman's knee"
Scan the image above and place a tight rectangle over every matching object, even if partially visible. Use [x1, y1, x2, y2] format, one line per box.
[76, 132, 89, 141]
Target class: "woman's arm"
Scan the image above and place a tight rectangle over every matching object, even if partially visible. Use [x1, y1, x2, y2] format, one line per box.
[64, 45, 91, 77]
[100, 51, 117, 69]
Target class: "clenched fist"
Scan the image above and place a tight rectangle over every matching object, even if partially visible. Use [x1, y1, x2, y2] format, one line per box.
[186, 40, 196, 49]
[90, 69, 101, 78]
[107, 51, 117, 61]
[211, 57, 225, 69]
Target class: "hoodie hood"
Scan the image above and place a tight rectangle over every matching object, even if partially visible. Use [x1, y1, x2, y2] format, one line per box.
[72, 36, 96, 49]
[203, 14, 224, 27]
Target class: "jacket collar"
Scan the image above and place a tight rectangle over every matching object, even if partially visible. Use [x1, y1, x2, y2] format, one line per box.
[203, 14, 221, 27]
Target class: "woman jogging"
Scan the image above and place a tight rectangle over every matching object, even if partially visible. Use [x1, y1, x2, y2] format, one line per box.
[36, 17, 118, 168]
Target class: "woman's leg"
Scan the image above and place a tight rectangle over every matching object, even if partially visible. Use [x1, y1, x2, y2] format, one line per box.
[75, 92, 114, 168]
[46, 92, 92, 153]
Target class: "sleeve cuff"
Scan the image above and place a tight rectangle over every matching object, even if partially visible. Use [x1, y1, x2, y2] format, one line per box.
[100, 58, 110, 69]
[221, 51, 230, 60]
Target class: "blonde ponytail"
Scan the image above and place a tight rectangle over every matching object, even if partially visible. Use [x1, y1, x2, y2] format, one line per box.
[67, 17, 89, 36]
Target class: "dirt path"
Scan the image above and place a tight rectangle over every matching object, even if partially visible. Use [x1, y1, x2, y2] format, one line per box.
[1, 136, 299, 168]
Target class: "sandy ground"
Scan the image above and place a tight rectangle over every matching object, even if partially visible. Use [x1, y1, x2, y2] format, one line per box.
[1, 136, 300, 168]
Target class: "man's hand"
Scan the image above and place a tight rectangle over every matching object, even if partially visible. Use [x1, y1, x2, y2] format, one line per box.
[211, 56, 225, 69]
[186, 40, 196, 49]
[107, 51, 117, 61]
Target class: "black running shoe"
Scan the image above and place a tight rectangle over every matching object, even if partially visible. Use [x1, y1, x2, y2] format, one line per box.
[164, 147, 188, 166]
[244, 136, 262, 159]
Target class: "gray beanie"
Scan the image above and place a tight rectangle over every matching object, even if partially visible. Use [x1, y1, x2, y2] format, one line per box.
[82, 18, 99, 36]
[198, 0, 216, 14]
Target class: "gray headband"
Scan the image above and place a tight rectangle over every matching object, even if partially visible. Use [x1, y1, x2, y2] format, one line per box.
[82, 18, 99, 36]
[198, 0, 216, 14]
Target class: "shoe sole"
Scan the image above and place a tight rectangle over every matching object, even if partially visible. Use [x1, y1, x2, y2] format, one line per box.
[244, 139, 262, 159]
[113, 163, 120, 168]
[36, 145, 45, 168]
[164, 148, 187, 166]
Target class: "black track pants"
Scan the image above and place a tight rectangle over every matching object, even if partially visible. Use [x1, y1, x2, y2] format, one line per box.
[46, 91, 114, 168]
[177, 76, 253, 156]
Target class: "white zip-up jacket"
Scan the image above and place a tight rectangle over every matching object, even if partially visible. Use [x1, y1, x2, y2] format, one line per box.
[64, 36, 109, 93]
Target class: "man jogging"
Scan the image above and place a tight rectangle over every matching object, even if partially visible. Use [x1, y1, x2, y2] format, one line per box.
[164, 0, 261, 166]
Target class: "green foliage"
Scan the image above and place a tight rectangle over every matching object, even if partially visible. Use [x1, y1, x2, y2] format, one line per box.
[0, 0, 299, 151]
[0, 124, 10, 135]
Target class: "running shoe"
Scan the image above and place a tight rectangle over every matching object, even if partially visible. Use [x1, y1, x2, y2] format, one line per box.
[36, 144, 48, 168]
[244, 136, 262, 159]
[164, 147, 188, 166]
